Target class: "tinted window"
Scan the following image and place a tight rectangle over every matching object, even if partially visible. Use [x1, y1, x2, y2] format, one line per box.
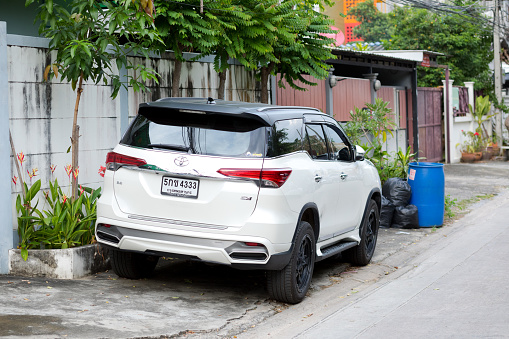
[305, 124, 328, 160]
[121, 113, 266, 158]
[267, 119, 304, 157]
[323, 124, 352, 161]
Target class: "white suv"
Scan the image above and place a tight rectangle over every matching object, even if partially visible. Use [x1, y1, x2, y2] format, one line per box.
[96, 97, 381, 304]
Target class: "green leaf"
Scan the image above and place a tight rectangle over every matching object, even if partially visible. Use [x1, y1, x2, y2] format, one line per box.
[27, 179, 41, 201]
[108, 20, 116, 35]
[21, 248, 28, 261]
[90, 6, 98, 21]
[66, 145, 71, 153]
[70, 44, 78, 59]
[16, 195, 22, 213]
[46, 0, 53, 14]
[82, 44, 92, 58]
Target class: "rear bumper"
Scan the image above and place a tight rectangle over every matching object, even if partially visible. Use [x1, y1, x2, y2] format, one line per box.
[95, 181, 299, 270]
[95, 220, 292, 270]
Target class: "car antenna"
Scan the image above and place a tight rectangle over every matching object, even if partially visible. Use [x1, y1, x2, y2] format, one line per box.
[207, 97, 216, 105]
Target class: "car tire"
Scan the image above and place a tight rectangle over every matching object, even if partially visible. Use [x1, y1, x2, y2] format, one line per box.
[267, 221, 316, 304]
[111, 250, 159, 279]
[343, 199, 379, 266]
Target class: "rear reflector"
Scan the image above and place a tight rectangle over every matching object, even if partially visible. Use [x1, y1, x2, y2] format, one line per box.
[245, 242, 263, 247]
[217, 168, 292, 188]
[106, 152, 147, 171]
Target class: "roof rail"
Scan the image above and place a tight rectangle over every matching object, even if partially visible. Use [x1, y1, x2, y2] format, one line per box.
[257, 106, 321, 113]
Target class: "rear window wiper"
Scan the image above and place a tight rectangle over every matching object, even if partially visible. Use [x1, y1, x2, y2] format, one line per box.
[147, 144, 191, 152]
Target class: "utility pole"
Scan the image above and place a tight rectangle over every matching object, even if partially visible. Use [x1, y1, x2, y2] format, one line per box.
[494, 0, 503, 150]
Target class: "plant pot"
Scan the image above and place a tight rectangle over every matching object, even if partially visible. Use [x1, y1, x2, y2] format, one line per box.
[482, 150, 492, 160]
[492, 146, 500, 156]
[461, 152, 475, 163]
[474, 152, 482, 161]
[9, 243, 110, 279]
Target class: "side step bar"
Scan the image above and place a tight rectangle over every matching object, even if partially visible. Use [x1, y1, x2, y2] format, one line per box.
[316, 241, 358, 262]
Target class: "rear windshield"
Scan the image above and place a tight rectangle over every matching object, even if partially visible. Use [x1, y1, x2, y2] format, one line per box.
[121, 111, 267, 158]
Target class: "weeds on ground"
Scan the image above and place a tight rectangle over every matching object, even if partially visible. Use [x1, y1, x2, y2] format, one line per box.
[443, 193, 495, 226]
[444, 195, 459, 219]
[456, 194, 495, 210]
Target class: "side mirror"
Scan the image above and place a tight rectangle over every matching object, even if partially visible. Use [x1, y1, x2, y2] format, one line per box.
[355, 145, 365, 161]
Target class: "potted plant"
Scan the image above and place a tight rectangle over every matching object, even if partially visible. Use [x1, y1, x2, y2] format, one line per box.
[458, 130, 486, 162]
[10, 152, 107, 278]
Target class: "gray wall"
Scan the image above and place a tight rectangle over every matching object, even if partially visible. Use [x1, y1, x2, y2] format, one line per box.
[4, 34, 266, 256]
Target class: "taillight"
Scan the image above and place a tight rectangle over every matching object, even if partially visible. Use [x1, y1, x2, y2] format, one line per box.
[217, 168, 292, 188]
[106, 152, 147, 171]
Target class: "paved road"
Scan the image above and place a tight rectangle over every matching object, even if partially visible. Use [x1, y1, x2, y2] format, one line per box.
[1, 162, 508, 338]
[237, 190, 509, 338]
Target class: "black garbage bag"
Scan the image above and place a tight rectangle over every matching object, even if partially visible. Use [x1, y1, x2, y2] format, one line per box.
[392, 205, 419, 229]
[382, 178, 412, 207]
[380, 195, 395, 228]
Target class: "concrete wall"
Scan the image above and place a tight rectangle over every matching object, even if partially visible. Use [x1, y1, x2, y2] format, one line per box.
[6, 35, 264, 236]
[0, 22, 12, 274]
[445, 81, 493, 163]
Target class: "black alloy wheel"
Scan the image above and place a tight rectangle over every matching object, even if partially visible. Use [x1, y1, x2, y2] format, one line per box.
[343, 199, 379, 266]
[296, 232, 313, 293]
[364, 205, 377, 258]
[267, 221, 316, 304]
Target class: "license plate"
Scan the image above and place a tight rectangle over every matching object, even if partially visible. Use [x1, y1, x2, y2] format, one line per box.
[161, 177, 199, 198]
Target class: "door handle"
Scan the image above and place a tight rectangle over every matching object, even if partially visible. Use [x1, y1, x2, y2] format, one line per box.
[315, 175, 322, 183]
[340, 173, 348, 181]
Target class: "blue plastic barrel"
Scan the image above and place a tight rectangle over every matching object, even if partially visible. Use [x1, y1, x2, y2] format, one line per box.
[407, 162, 445, 227]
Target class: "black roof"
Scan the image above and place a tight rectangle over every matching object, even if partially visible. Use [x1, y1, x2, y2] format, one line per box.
[139, 97, 325, 126]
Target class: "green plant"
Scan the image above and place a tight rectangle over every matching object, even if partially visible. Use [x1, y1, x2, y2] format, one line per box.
[469, 95, 494, 140]
[33, 179, 101, 250]
[457, 194, 494, 210]
[458, 130, 485, 153]
[394, 146, 419, 179]
[344, 98, 396, 150]
[13, 158, 102, 260]
[382, 2, 493, 93]
[444, 194, 458, 219]
[249, 0, 336, 103]
[344, 99, 401, 182]
[155, 0, 218, 97]
[15, 179, 43, 261]
[26, 0, 161, 200]
[347, 0, 393, 42]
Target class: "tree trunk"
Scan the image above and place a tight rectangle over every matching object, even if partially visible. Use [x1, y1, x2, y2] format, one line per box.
[71, 74, 84, 201]
[172, 58, 182, 97]
[260, 63, 276, 104]
[260, 66, 272, 104]
[218, 71, 226, 100]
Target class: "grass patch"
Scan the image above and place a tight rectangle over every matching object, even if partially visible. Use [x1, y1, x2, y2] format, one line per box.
[456, 194, 495, 210]
[443, 193, 495, 225]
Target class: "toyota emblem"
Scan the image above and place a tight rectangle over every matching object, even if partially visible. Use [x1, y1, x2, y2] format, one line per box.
[174, 156, 189, 167]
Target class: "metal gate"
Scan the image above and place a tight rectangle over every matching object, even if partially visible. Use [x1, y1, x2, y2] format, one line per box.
[417, 88, 443, 162]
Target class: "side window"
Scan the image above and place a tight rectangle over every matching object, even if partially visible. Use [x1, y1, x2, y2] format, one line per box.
[267, 119, 304, 157]
[305, 124, 329, 160]
[323, 124, 352, 161]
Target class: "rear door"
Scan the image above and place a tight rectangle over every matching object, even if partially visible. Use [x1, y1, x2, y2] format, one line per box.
[111, 113, 267, 229]
[112, 152, 263, 228]
[303, 123, 342, 241]
[322, 123, 364, 232]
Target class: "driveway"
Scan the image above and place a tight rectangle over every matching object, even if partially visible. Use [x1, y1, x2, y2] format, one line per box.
[1, 162, 508, 338]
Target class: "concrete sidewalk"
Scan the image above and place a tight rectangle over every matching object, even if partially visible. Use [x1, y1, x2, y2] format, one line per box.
[239, 187, 509, 338]
[1, 161, 509, 338]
